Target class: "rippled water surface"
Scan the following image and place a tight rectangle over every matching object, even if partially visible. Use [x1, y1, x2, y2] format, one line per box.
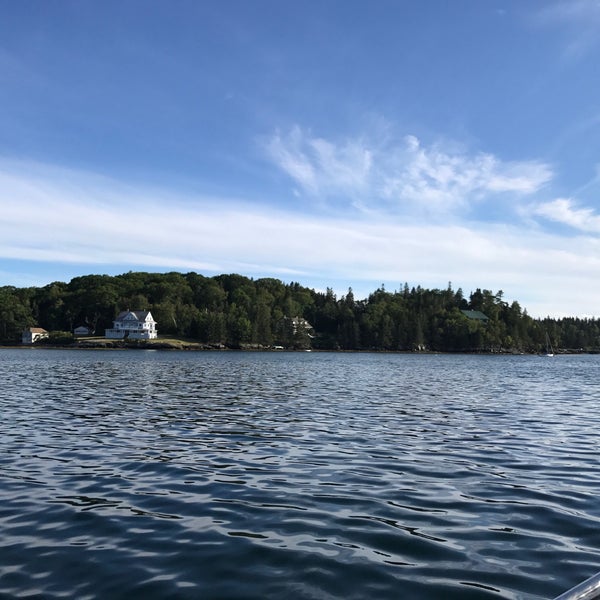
[1, 349, 600, 599]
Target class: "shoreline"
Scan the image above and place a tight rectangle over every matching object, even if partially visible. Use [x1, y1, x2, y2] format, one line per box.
[1, 340, 596, 355]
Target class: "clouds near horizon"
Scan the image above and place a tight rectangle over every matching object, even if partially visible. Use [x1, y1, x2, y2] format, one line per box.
[1, 147, 599, 318]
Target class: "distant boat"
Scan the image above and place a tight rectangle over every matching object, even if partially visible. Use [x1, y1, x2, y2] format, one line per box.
[545, 332, 554, 357]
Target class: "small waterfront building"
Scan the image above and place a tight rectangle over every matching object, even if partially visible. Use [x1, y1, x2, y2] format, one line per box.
[22, 327, 49, 345]
[105, 310, 158, 340]
[74, 326, 92, 337]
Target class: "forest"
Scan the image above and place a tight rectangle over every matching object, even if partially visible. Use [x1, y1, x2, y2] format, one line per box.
[1, 271, 599, 352]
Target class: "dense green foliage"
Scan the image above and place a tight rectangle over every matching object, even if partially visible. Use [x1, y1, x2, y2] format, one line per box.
[1, 271, 599, 352]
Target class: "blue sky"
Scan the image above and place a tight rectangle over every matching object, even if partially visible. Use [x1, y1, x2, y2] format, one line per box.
[1, 1, 600, 317]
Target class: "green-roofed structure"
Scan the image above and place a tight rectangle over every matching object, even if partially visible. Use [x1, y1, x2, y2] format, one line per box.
[461, 310, 489, 322]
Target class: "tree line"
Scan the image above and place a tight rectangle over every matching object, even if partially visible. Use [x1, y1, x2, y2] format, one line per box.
[1, 271, 598, 352]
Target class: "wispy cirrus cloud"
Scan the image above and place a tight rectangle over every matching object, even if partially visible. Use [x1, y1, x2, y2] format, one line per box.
[264, 128, 552, 215]
[534, 0, 600, 60]
[538, 0, 600, 23]
[381, 135, 551, 210]
[530, 197, 600, 234]
[265, 126, 373, 201]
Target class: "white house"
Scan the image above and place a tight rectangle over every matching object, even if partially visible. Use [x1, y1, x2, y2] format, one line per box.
[105, 310, 158, 340]
[290, 317, 314, 337]
[22, 327, 49, 345]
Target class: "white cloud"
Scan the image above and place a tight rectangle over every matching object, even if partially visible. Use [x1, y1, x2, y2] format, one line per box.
[265, 126, 373, 201]
[1, 157, 600, 317]
[530, 198, 600, 233]
[383, 136, 551, 208]
[264, 128, 552, 214]
[265, 127, 319, 194]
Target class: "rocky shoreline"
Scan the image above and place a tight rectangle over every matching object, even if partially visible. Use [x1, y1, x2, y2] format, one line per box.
[4, 339, 596, 354]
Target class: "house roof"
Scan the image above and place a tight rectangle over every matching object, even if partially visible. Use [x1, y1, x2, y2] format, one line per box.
[26, 327, 48, 333]
[114, 310, 153, 322]
[461, 310, 489, 321]
[290, 316, 314, 329]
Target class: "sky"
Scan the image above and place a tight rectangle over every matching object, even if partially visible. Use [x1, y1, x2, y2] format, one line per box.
[1, 1, 600, 317]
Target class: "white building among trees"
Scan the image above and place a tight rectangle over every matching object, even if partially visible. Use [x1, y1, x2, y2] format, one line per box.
[105, 310, 158, 340]
[22, 327, 49, 344]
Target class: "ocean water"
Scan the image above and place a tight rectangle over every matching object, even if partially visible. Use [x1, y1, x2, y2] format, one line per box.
[1, 349, 599, 599]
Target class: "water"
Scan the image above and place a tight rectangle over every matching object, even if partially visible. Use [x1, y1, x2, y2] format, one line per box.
[1, 349, 599, 599]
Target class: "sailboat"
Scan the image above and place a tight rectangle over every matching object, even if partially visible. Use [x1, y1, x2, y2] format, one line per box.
[545, 332, 554, 357]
